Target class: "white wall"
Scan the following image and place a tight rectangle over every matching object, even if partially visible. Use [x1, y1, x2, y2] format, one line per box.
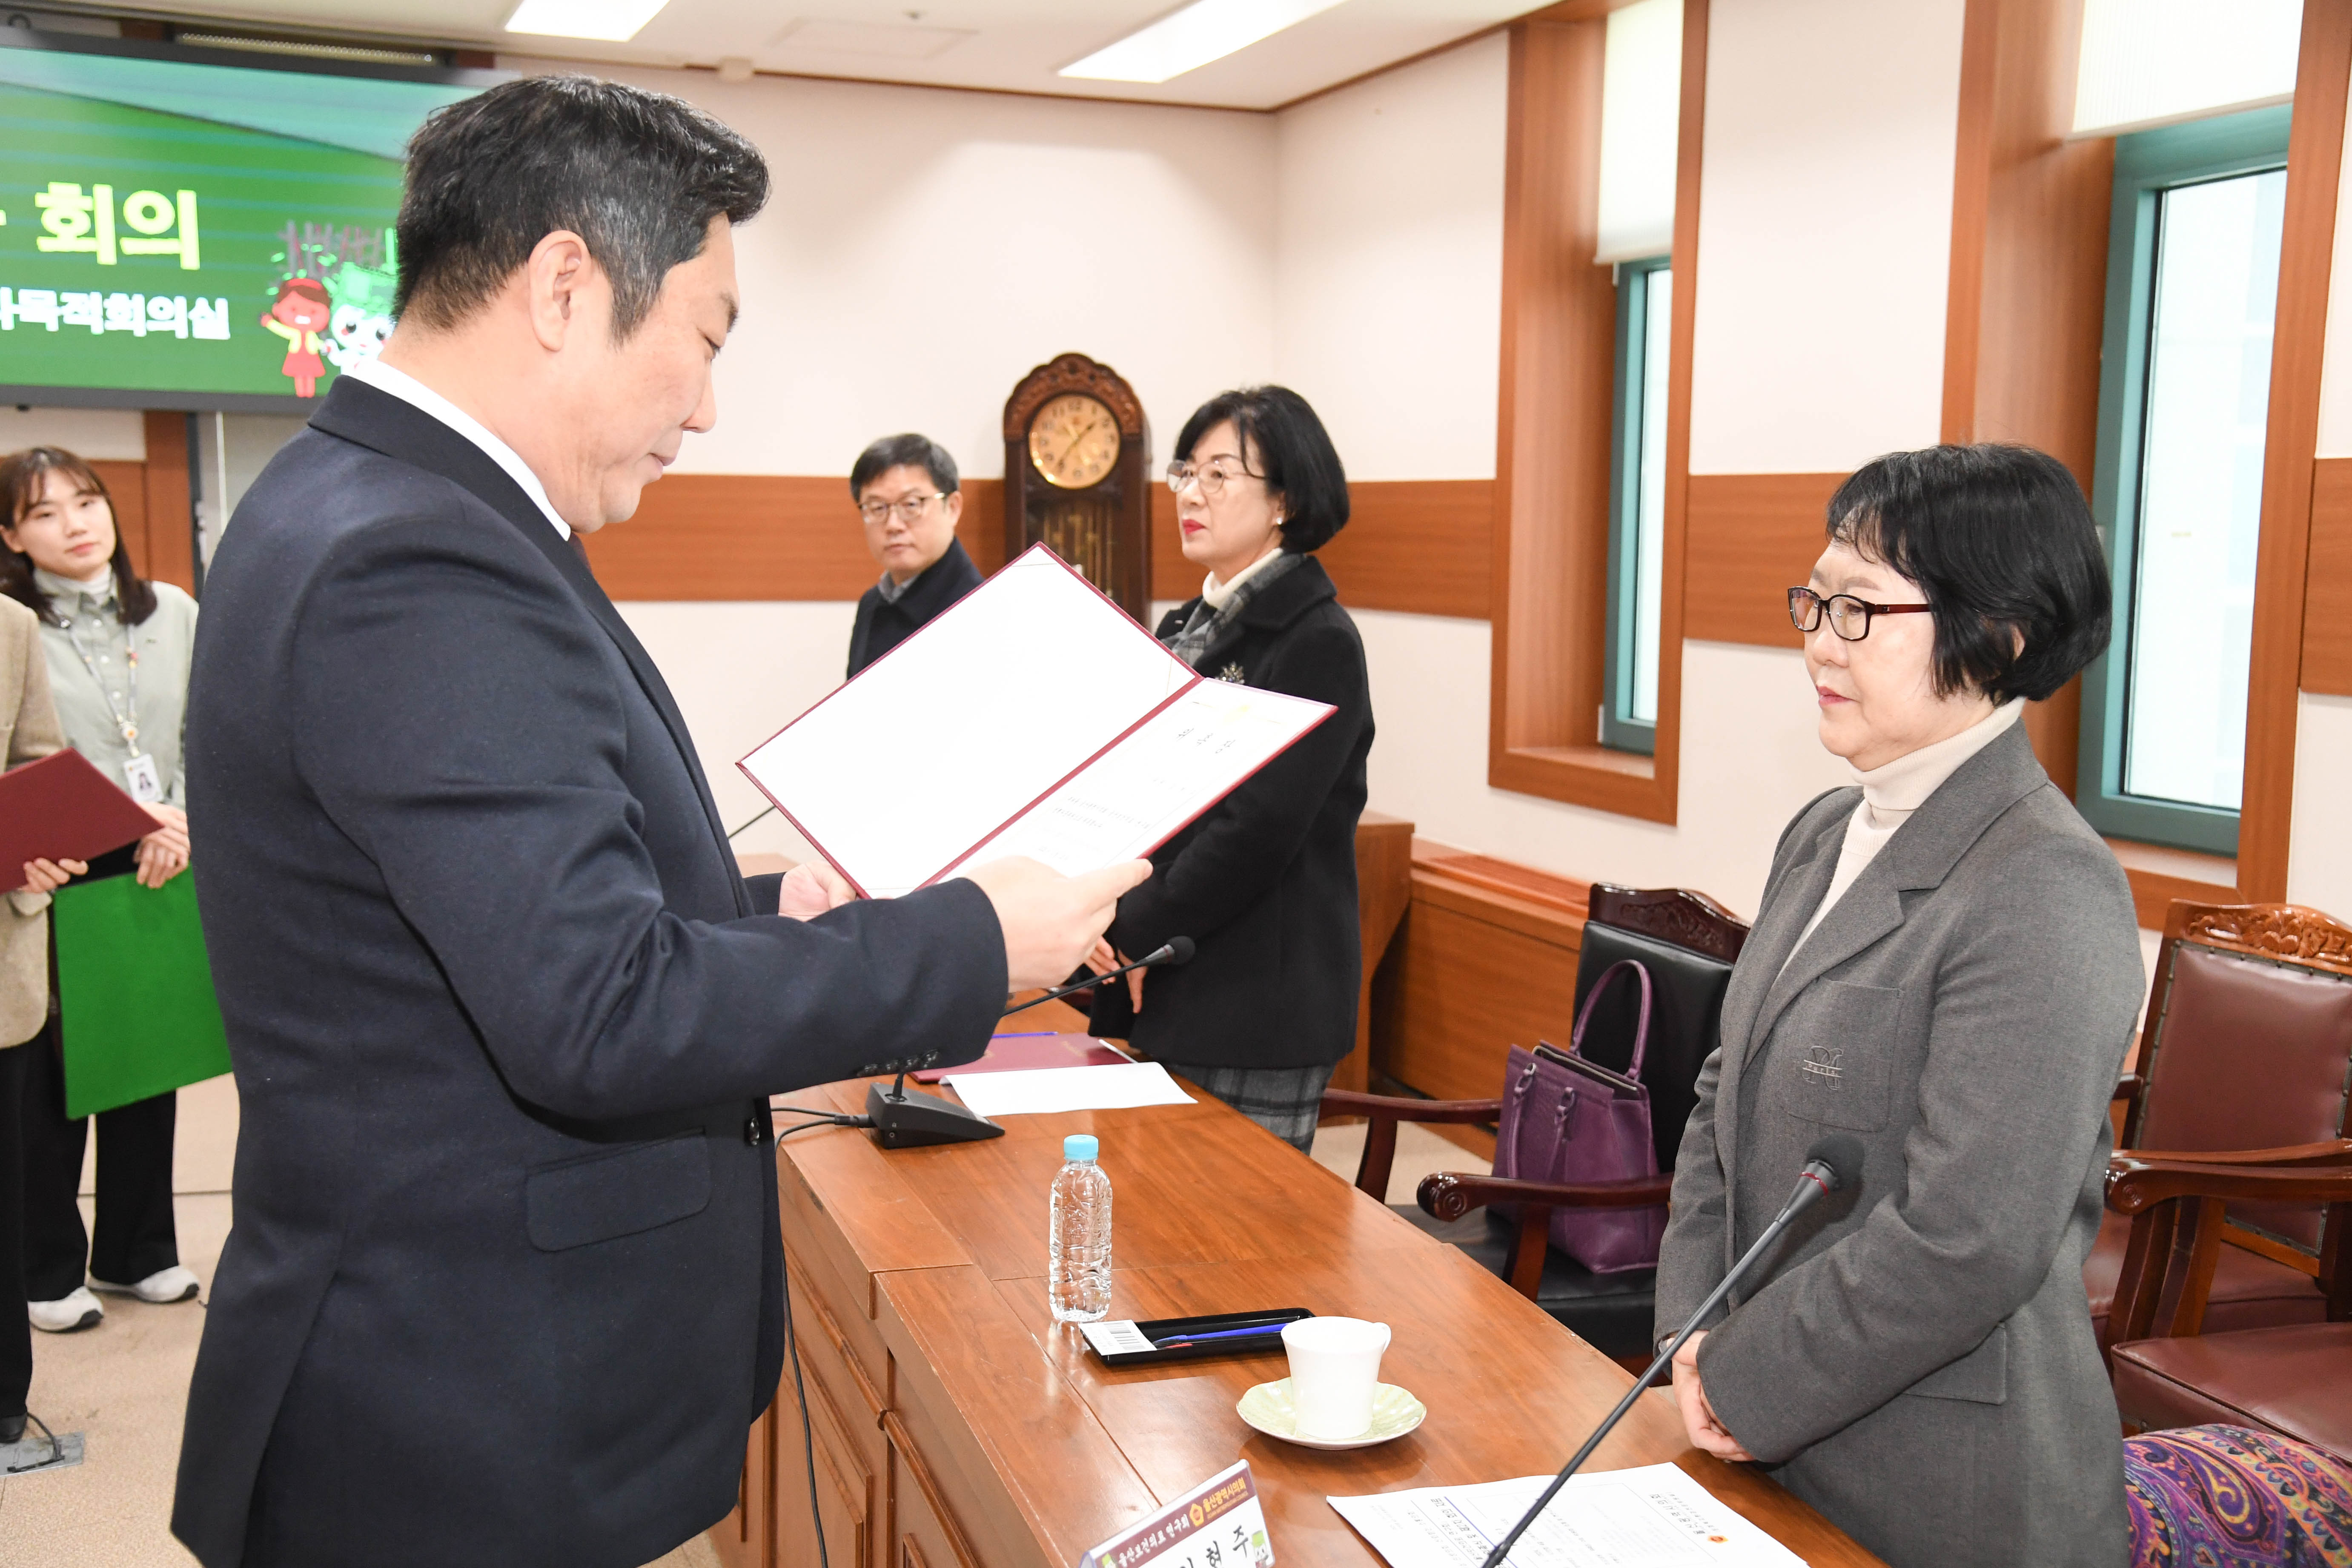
[616, 601, 851, 862]
[2287, 692, 2352, 914]
[1267, 6, 1960, 915]
[508, 57, 1278, 483]
[1271, 32, 1507, 481]
[1685, 0, 1969, 474]
[0, 407, 145, 460]
[1360, 616, 1847, 916]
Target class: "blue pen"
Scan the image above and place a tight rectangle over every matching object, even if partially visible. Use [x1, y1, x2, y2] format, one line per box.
[1152, 1321, 1296, 1349]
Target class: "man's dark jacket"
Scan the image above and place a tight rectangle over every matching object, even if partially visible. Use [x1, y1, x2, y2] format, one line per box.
[845, 535, 983, 677]
[172, 379, 1003, 1568]
[1088, 555, 1371, 1070]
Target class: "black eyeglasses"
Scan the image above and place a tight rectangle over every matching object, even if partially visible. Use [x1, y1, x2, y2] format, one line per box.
[1787, 586, 1933, 642]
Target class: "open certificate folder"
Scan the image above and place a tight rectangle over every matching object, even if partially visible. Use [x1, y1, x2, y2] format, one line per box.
[738, 545, 1335, 898]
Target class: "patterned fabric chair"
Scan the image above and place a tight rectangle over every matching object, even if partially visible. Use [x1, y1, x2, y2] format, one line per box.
[2124, 1425, 2352, 1567]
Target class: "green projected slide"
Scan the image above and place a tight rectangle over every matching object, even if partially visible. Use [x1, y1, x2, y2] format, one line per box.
[0, 40, 487, 407]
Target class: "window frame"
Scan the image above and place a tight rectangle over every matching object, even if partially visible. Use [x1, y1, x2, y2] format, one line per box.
[1601, 253, 1671, 756]
[2078, 103, 2293, 858]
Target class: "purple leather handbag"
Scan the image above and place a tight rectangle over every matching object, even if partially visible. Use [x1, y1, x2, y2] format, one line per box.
[1491, 958, 1665, 1275]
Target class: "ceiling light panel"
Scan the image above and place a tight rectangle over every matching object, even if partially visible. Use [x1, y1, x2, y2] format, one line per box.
[504, 0, 672, 43]
[1060, 0, 1352, 84]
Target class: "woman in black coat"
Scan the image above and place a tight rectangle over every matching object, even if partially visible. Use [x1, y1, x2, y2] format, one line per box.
[1085, 387, 1372, 1151]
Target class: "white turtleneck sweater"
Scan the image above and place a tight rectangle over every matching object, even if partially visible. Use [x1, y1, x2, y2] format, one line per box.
[1787, 698, 2026, 963]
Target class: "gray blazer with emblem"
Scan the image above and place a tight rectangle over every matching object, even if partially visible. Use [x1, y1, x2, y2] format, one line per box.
[1655, 723, 2141, 1568]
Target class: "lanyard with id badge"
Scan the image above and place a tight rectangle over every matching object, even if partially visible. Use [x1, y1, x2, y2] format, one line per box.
[60, 611, 163, 803]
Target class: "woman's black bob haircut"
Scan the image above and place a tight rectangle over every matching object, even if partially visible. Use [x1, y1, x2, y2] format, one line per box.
[1175, 385, 1349, 553]
[1825, 443, 2111, 705]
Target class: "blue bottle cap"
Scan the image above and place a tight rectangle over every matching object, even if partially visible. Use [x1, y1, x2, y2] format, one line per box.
[1063, 1134, 1100, 1161]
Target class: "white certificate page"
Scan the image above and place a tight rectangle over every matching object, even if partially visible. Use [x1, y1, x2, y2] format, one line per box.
[938, 677, 1331, 882]
[1329, 1465, 1807, 1568]
[736, 549, 1193, 896]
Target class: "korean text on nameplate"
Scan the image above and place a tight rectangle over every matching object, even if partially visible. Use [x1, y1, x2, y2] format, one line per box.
[1078, 1459, 1275, 1568]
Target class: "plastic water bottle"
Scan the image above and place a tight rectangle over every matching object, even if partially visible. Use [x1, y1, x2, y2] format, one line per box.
[1049, 1133, 1114, 1323]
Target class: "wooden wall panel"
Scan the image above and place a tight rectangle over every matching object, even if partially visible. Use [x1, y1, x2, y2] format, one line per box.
[2239, 0, 2352, 900]
[2305, 457, 2352, 696]
[1321, 480, 1494, 619]
[1369, 844, 1590, 1105]
[89, 459, 149, 571]
[138, 410, 197, 595]
[1110, 479, 1495, 619]
[586, 476, 1004, 602]
[1682, 472, 1838, 647]
[1488, 17, 1624, 764]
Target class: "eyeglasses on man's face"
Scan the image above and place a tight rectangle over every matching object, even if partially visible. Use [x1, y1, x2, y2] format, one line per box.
[857, 493, 946, 526]
[1166, 457, 1261, 499]
[1787, 586, 1934, 642]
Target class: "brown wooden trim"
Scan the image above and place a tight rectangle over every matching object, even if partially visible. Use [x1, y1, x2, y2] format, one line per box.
[582, 476, 1002, 601]
[1151, 479, 1495, 618]
[1682, 472, 1839, 648]
[1937, 0, 2114, 802]
[1484, 0, 1704, 825]
[880, 1411, 985, 1568]
[2241, 0, 2352, 900]
[2306, 456, 2352, 695]
[138, 411, 197, 596]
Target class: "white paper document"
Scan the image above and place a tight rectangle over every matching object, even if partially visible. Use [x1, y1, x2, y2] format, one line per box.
[940, 1061, 1197, 1119]
[1329, 1465, 1806, 1568]
[737, 547, 1334, 898]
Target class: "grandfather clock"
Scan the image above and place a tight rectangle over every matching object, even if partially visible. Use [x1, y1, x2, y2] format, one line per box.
[1002, 352, 1152, 621]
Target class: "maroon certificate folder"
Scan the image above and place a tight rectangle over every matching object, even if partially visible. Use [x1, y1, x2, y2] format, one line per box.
[0, 749, 160, 893]
[910, 1032, 1134, 1083]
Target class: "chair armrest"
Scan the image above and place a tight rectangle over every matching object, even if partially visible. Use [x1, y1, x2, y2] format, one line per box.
[1415, 1171, 1671, 1302]
[1416, 1171, 1674, 1222]
[1319, 1090, 1504, 1123]
[2111, 1137, 2352, 1172]
[2103, 1157, 2352, 1354]
[2113, 1072, 2145, 1103]
[1318, 1090, 1502, 1201]
[2107, 1156, 2352, 1214]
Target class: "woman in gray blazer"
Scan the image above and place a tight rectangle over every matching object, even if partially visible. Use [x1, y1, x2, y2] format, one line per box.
[1655, 444, 2142, 1568]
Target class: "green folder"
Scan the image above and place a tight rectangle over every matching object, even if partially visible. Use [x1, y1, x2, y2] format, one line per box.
[52, 872, 232, 1120]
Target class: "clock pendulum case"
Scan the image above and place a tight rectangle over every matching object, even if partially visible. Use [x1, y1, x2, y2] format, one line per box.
[1001, 352, 1152, 621]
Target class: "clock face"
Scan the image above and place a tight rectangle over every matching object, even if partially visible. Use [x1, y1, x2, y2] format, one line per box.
[1028, 393, 1121, 490]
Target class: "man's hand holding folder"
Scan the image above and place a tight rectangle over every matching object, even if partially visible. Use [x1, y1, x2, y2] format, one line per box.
[964, 856, 1151, 992]
[771, 846, 1146, 993]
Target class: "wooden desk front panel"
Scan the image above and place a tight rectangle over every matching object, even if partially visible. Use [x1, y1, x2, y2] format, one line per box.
[736, 1077, 1884, 1568]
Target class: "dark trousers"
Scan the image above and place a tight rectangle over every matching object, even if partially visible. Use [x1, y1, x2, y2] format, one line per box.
[19, 1014, 179, 1300]
[1, 1045, 30, 1417]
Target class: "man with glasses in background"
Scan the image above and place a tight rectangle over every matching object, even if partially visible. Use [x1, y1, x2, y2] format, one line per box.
[846, 432, 983, 677]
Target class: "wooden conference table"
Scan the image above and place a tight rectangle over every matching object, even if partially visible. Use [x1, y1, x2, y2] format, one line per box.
[712, 1034, 1885, 1568]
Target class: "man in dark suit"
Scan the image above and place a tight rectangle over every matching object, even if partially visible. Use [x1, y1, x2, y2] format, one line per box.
[172, 76, 1143, 1568]
[844, 432, 983, 677]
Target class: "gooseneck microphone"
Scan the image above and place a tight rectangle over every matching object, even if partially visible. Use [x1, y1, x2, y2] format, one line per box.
[1475, 1134, 1866, 1568]
[1001, 936, 1195, 1017]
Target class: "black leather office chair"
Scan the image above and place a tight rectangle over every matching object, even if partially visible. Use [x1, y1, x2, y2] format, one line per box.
[1323, 885, 1748, 1365]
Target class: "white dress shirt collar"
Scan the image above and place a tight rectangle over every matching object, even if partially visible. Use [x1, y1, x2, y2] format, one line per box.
[344, 355, 572, 541]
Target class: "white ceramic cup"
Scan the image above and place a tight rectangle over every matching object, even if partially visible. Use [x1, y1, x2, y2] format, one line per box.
[1281, 1316, 1392, 1440]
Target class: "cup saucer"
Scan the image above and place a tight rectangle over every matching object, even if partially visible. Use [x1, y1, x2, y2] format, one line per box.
[1236, 1378, 1425, 1450]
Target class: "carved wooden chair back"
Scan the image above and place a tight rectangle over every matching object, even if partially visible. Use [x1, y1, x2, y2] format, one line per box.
[1569, 886, 1750, 1175]
[2127, 900, 2352, 1278]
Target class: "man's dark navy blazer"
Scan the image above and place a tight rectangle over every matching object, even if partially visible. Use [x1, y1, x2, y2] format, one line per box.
[172, 378, 1003, 1568]
[845, 534, 983, 677]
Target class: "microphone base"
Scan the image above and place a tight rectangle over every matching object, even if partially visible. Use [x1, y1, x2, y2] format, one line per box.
[864, 1082, 1006, 1148]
